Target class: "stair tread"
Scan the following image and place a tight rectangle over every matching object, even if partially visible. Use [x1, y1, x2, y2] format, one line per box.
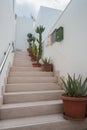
[1, 100, 62, 109]
[10, 71, 53, 74]
[0, 114, 87, 130]
[4, 90, 64, 95]
[6, 82, 58, 85]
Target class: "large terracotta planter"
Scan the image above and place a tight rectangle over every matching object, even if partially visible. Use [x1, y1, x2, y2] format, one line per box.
[32, 63, 41, 67]
[41, 64, 52, 71]
[61, 95, 87, 120]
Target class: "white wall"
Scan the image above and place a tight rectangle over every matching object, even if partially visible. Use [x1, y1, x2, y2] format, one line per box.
[44, 0, 87, 79]
[0, 0, 16, 64]
[35, 6, 61, 41]
[0, 0, 15, 105]
[15, 17, 34, 51]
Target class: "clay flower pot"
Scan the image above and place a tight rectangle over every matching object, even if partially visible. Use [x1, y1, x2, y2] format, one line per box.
[62, 95, 87, 120]
[41, 64, 52, 71]
[31, 55, 36, 61]
[32, 63, 41, 67]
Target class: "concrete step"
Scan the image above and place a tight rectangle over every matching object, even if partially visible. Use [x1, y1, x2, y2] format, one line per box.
[14, 59, 31, 62]
[3, 90, 64, 104]
[0, 100, 63, 119]
[10, 67, 41, 71]
[13, 62, 32, 67]
[15, 51, 28, 56]
[0, 114, 87, 130]
[5, 83, 61, 92]
[9, 71, 54, 77]
[7, 77, 57, 84]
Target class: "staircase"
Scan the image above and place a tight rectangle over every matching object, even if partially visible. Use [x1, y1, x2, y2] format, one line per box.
[0, 51, 87, 130]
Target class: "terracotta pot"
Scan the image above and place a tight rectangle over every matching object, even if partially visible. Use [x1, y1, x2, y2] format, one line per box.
[62, 95, 87, 120]
[32, 63, 41, 67]
[41, 64, 52, 71]
[27, 48, 29, 52]
[31, 55, 36, 61]
[27, 48, 32, 56]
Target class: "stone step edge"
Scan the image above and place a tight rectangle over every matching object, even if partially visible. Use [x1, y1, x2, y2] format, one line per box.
[0, 114, 87, 130]
[4, 90, 64, 95]
[1, 100, 62, 109]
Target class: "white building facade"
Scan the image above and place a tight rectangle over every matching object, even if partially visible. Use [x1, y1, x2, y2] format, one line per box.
[15, 17, 34, 51]
[43, 0, 87, 79]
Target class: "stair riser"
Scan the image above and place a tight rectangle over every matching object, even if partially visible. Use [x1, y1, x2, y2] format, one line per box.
[4, 92, 63, 104]
[6, 84, 59, 92]
[0, 104, 63, 119]
[10, 67, 41, 71]
[13, 64, 32, 67]
[1, 122, 87, 130]
[7, 77, 57, 84]
[14, 58, 31, 63]
[9, 72, 53, 77]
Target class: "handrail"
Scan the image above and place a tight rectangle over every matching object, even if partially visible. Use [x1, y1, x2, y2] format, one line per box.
[0, 43, 14, 74]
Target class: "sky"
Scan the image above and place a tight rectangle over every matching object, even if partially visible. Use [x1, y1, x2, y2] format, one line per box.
[16, 0, 71, 19]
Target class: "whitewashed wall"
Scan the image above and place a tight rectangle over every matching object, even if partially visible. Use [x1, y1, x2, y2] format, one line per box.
[35, 6, 61, 41]
[44, 0, 87, 79]
[0, 0, 16, 64]
[0, 0, 15, 105]
[15, 17, 34, 51]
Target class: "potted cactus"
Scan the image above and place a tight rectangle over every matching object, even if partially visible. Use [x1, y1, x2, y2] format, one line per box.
[35, 25, 45, 60]
[32, 25, 45, 67]
[61, 74, 87, 120]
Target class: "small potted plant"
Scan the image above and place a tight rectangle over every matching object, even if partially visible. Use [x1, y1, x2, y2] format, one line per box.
[41, 57, 53, 71]
[27, 33, 33, 56]
[30, 36, 37, 61]
[61, 74, 87, 120]
[32, 49, 41, 67]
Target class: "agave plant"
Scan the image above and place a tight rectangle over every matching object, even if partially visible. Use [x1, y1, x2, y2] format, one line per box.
[61, 74, 87, 97]
[42, 57, 50, 64]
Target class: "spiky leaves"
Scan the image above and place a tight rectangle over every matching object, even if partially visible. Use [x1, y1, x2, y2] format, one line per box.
[35, 25, 45, 60]
[61, 74, 87, 97]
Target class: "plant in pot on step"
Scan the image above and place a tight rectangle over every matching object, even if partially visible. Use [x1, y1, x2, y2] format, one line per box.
[31, 36, 37, 61]
[32, 48, 41, 67]
[61, 74, 87, 120]
[27, 33, 33, 56]
[32, 25, 45, 67]
[35, 25, 45, 59]
[41, 57, 53, 71]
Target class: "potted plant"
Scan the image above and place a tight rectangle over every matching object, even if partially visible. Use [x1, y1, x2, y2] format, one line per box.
[35, 25, 45, 59]
[32, 49, 41, 67]
[27, 33, 33, 56]
[32, 25, 45, 67]
[41, 57, 53, 71]
[31, 36, 37, 61]
[61, 74, 87, 120]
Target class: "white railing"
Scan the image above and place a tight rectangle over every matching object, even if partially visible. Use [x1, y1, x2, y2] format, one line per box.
[0, 43, 14, 103]
[0, 43, 14, 74]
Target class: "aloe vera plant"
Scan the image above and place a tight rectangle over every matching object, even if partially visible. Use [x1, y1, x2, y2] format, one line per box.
[61, 74, 87, 97]
[42, 57, 50, 64]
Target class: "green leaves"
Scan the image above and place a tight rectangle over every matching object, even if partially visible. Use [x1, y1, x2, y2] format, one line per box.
[35, 25, 45, 34]
[42, 57, 50, 64]
[35, 25, 45, 60]
[61, 74, 87, 97]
